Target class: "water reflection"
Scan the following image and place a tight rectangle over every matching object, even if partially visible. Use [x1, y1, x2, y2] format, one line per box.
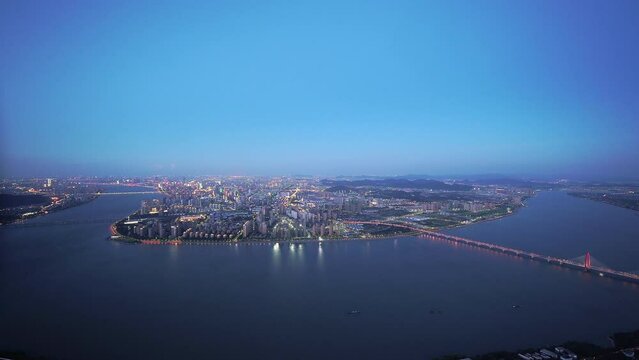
[169, 242, 179, 265]
[271, 242, 281, 270]
[318, 242, 324, 268]
[296, 243, 305, 264]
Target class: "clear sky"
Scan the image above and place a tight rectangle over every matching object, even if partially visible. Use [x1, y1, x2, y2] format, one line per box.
[1, 0, 638, 179]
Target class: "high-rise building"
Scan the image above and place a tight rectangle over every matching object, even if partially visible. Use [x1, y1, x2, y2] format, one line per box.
[158, 223, 165, 238]
[259, 221, 268, 235]
[243, 220, 254, 238]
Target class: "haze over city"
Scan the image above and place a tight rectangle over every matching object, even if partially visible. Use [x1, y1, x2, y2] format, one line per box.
[2, 0, 638, 179]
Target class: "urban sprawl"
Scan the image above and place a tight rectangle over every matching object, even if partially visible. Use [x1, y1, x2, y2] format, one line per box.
[112, 177, 533, 243]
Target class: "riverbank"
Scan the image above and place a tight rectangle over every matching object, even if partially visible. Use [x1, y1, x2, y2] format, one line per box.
[109, 219, 421, 245]
[568, 191, 639, 211]
[0, 193, 99, 226]
[108, 195, 531, 246]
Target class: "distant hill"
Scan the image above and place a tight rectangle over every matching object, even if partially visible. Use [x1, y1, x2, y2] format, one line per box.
[456, 177, 552, 188]
[321, 179, 471, 191]
[324, 185, 355, 193]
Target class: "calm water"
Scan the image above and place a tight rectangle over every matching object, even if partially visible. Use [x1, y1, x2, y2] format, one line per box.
[446, 191, 639, 271]
[1, 189, 639, 359]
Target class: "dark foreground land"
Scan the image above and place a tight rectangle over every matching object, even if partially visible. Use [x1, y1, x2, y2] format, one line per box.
[0, 194, 50, 209]
[436, 329, 639, 360]
[3, 329, 639, 360]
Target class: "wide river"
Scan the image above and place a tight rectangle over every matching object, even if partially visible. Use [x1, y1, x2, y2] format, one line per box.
[1, 188, 639, 359]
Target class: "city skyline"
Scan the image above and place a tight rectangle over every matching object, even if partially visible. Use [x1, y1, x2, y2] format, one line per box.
[2, 0, 639, 179]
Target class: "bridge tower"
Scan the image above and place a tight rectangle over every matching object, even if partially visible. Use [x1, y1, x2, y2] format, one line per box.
[584, 252, 591, 270]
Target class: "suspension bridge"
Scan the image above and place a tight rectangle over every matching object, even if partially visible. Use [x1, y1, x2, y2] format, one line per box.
[344, 220, 639, 284]
[5, 216, 638, 284]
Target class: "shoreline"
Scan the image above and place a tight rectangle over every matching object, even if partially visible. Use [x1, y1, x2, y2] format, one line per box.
[109, 221, 422, 245]
[108, 200, 529, 245]
[1, 194, 99, 226]
[434, 328, 639, 360]
[439, 201, 526, 231]
[567, 191, 639, 212]
[108, 192, 535, 245]
[3, 186, 161, 227]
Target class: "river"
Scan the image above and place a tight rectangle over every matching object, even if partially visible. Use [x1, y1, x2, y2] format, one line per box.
[1, 188, 638, 359]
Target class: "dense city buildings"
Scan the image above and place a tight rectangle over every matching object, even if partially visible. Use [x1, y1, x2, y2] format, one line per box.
[107, 176, 539, 243]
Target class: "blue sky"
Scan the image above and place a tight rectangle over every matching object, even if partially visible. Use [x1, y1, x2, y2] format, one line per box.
[1, 0, 638, 178]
